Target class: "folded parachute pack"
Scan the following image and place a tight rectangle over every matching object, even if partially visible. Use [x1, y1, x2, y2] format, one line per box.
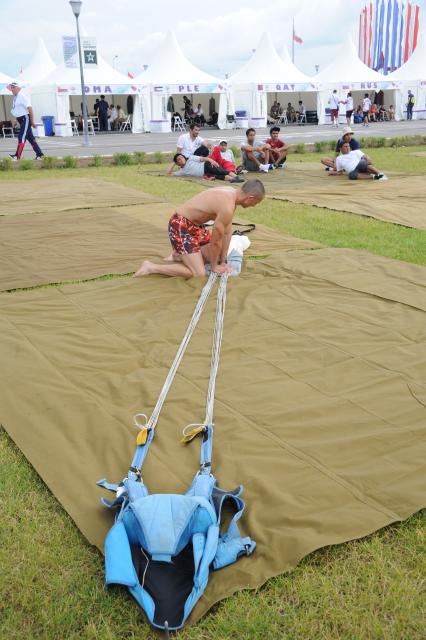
[98, 273, 255, 633]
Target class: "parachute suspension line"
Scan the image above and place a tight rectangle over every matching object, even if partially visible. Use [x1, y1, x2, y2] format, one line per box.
[139, 273, 218, 438]
[204, 274, 228, 426]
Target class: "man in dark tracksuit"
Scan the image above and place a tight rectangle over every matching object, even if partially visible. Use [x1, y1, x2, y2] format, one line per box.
[407, 90, 415, 120]
[7, 82, 44, 161]
[98, 95, 109, 131]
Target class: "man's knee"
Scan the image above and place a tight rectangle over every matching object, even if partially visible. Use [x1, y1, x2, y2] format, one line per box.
[348, 170, 358, 180]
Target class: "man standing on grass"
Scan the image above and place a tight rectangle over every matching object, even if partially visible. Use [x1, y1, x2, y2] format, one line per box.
[134, 180, 265, 278]
[328, 142, 387, 180]
[7, 82, 44, 161]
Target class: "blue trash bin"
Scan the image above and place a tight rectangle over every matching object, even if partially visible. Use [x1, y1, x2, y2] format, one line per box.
[41, 115, 55, 136]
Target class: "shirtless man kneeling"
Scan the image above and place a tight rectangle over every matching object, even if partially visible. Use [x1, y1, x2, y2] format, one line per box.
[134, 180, 265, 278]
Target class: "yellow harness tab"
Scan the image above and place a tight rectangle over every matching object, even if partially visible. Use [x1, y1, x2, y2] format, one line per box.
[136, 428, 148, 446]
[181, 425, 205, 444]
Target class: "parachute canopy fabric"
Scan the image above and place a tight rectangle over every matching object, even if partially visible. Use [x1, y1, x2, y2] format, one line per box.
[0, 247, 425, 624]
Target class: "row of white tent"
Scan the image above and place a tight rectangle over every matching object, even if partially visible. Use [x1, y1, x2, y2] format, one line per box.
[1, 30, 425, 135]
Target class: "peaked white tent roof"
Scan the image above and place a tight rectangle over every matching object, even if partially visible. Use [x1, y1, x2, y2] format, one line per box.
[316, 36, 388, 85]
[229, 33, 315, 87]
[0, 70, 13, 95]
[388, 33, 426, 81]
[34, 52, 137, 93]
[279, 44, 316, 84]
[0, 70, 13, 84]
[18, 38, 56, 85]
[134, 31, 224, 87]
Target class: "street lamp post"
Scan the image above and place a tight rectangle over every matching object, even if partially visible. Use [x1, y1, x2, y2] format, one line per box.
[69, 0, 90, 146]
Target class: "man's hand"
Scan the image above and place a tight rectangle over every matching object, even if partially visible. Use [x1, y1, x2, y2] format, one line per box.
[206, 158, 219, 167]
[213, 264, 233, 274]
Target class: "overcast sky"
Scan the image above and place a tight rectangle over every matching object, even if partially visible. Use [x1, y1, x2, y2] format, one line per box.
[0, 0, 424, 79]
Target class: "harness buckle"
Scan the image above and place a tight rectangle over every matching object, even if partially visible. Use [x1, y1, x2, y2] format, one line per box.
[128, 466, 142, 481]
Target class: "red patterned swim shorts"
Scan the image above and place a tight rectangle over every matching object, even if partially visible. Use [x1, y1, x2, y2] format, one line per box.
[168, 212, 212, 255]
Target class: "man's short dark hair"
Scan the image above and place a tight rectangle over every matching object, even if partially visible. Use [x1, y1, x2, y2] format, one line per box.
[189, 123, 199, 131]
[270, 126, 280, 135]
[100, 95, 105, 99]
[241, 179, 265, 198]
[246, 128, 256, 136]
[173, 153, 186, 163]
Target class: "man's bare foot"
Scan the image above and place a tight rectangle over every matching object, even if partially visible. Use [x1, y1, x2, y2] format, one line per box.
[134, 260, 153, 277]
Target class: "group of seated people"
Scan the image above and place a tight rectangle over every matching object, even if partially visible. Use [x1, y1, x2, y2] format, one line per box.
[269, 100, 306, 124]
[353, 104, 395, 124]
[168, 122, 388, 182]
[167, 124, 289, 180]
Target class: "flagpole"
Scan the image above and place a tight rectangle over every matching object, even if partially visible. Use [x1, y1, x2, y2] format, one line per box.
[292, 17, 295, 63]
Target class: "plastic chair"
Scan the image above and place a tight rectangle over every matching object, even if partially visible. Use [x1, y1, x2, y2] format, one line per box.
[2, 122, 14, 138]
[297, 113, 307, 125]
[119, 115, 132, 132]
[70, 119, 79, 136]
[173, 115, 186, 132]
[87, 119, 96, 136]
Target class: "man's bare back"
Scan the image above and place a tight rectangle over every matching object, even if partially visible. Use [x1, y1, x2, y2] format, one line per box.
[178, 187, 237, 226]
[134, 180, 265, 279]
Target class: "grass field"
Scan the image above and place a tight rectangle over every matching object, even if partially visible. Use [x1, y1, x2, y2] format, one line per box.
[0, 145, 425, 639]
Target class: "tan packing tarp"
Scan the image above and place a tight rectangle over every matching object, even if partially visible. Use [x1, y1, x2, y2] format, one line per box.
[0, 248, 425, 623]
[0, 178, 161, 216]
[263, 164, 426, 230]
[0, 204, 320, 291]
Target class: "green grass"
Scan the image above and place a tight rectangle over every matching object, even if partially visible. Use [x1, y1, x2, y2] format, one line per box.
[0, 145, 425, 638]
[0, 428, 424, 640]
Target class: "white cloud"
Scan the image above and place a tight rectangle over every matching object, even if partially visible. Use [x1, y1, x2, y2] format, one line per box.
[0, 0, 424, 78]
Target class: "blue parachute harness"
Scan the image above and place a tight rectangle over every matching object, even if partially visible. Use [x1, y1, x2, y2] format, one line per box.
[97, 273, 256, 632]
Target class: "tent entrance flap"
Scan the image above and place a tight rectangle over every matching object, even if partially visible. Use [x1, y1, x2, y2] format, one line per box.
[98, 274, 255, 631]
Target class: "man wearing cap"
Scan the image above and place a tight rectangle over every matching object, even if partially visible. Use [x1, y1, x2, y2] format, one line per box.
[320, 126, 360, 171]
[210, 140, 238, 172]
[7, 82, 44, 161]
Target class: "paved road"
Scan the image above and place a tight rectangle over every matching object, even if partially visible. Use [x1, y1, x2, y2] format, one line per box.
[1, 121, 425, 159]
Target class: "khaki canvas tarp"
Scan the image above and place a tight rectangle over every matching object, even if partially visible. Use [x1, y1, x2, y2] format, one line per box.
[159, 164, 426, 229]
[264, 164, 426, 230]
[1, 248, 425, 623]
[0, 204, 319, 291]
[0, 178, 161, 216]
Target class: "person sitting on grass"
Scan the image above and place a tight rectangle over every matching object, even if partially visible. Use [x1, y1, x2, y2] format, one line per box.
[263, 126, 289, 168]
[321, 126, 360, 170]
[134, 180, 265, 279]
[177, 123, 209, 158]
[241, 128, 272, 173]
[328, 142, 387, 180]
[167, 152, 244, 183]
[210, 140, 239, 172]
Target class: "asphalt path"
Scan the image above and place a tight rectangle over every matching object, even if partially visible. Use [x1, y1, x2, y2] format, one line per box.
[1, 120, 425, 159]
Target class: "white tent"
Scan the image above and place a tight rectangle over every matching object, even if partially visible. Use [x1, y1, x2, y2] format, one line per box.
[0, 70, 13, 94]
[316, 36, 400, 124]
[18, 37, 56, 86]
[388, 33, 426, 119]
[133, 31, 227, 132]
[229, 33, 318, 128]
[0, 71, 13, 121]
[31, 53, 144, 135]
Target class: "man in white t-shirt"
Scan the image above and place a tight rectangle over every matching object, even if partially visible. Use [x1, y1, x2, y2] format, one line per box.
[176, 123, 209, 158]
[362, 93, 372, 126]
[340, 92, 354, 125]
[7, 81, 44, 161]
[328, 142, 387, 180]
[328, 89, 340, 128]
